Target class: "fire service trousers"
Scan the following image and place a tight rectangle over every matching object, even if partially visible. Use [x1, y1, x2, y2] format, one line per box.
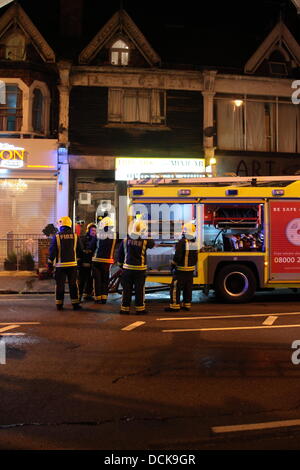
[92, 262, 111, 301]
[78, 265, 93, 299]
[55, 267, 80, 306]
[169, 271, 194, 310]
[121, 269, 146, 313]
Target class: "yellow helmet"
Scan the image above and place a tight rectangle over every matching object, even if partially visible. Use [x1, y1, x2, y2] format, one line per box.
[86, 223, 97, 233]
[99, 216, 114, 229]
[131, 220, 147, 235]
[58, 216, 72, 228]
[182, 222, 196, 237]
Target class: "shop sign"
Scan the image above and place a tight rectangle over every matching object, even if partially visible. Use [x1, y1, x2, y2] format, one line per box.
[115, 157, 205, 180]
[0, 143, 25, 169]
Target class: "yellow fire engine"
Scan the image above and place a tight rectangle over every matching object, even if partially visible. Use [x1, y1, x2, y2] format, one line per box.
[127, 175, 300, 302]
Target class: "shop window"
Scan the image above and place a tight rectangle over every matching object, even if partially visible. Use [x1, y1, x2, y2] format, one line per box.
[32, 88, 44, 133]
[108, 88, 166, 125]
[110, 39, 129, 66]
[0, 84, 22, 131]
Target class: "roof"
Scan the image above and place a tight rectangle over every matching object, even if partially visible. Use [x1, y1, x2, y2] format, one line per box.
[1, 0, 299, 71]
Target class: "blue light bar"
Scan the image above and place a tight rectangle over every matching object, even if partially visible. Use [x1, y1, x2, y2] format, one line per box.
[272, 189, 284, 196]
[226, 189, 238, 196]
[132, 189, 144, 196]
[178, 189, 191, 196]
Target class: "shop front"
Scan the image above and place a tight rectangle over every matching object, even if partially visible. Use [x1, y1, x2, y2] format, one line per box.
[0, 138, 59, 268]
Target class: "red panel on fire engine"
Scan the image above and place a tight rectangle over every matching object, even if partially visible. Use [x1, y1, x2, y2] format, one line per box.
[270, 201, 300, 275]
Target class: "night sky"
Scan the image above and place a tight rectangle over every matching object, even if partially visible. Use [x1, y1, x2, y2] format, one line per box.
[5, 0, 300, 69]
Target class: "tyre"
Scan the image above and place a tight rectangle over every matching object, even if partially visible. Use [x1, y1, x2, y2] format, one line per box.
[214, 264, 256, 303]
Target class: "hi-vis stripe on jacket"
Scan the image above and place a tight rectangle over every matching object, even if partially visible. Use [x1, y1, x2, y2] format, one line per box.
[92, 235, 117, 264]
[117, 237, 155, 271]
[48, 227, 82, 268]
[171, 237, 198, 272]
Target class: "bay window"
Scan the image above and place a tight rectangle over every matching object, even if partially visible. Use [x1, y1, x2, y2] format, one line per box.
[215, 95, 300, 153]
[0, 84, 22, 131]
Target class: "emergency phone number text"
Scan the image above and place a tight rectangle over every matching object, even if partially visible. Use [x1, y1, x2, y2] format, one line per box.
[273, 257, 300, 264]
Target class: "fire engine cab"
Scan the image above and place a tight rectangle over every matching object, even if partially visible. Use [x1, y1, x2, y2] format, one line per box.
[127, 175, 300, 303]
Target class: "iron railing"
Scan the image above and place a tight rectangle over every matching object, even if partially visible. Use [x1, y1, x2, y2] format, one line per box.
[0, 233, 48, 270]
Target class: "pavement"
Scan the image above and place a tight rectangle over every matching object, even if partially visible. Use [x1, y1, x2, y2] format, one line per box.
[0, 271, 56, 294]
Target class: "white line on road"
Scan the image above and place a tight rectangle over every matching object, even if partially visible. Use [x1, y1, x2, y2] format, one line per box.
[122, 321, 146, 331]
[212, 419, 300, 434]
[162, 324, 300, 333]
[0, 325, 20, 333]
[1, 333, 25, 336]
[262, 315, 278, 326]
[157, 312, 300, 321]
[0, 322, 40, 325]
[0, 298, 48, 301]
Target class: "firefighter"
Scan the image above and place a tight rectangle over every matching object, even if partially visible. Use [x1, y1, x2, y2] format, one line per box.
[92, 215, 117, 304]
[48, 216, 83, 311]
[117, 219, 155, 315]
[78, 223, 97, 301]
[165, 222, 198, 312]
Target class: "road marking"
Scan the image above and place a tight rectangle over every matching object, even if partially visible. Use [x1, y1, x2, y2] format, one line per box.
[122, 321, 145, 331]
[0, 322, 40, 336]
[0, 298, 48, 301]
[212, 419, 300, 434]
[0, 322, 40, 325]
[162, 324, 300, 333]
[157, 311, 300, 321]
[263, 315, 278, 326]
[0, 325, 21, 333]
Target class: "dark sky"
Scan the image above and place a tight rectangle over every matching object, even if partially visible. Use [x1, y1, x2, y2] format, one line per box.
[8, 0, 300, 68]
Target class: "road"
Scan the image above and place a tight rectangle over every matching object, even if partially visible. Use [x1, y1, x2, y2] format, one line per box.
[1, 288, 300, 451]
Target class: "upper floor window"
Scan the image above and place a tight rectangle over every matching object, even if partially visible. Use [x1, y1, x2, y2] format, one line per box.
[32, 88, 44, 133]
[215, 94, 300, 153]
[108, 88, 166, 125]
[0, 84, 22, 131]
[110, 39, 129, 66]
[4, 32, 26, 61]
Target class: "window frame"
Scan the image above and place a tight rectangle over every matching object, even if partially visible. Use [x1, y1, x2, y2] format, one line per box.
[110, 39, 129, 66]
[108, 87, 166, 126]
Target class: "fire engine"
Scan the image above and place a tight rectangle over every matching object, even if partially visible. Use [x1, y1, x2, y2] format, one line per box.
[127, 175, 300, 303]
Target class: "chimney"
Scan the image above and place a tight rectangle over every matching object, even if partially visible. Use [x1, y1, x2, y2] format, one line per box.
[60, 0, 83, 38]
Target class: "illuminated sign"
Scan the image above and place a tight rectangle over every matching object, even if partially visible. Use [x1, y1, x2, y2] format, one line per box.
[115, 157, 206, 181]
[0, 143, 25, 169]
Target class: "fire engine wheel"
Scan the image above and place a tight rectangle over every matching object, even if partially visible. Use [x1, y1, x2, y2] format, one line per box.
[214, 264, 256, 303]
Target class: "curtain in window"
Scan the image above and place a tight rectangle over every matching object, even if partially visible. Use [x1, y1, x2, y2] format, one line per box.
[32, 89, 43, 132]
[246, 102, 266, 151]
[152, 90, 163, 123]
[15, 87, 22, 131]
[278, 103, 297, 153]
[217, 100, 244, 150]
[108, 89, 122, 121]
[124, 90, 150, 122]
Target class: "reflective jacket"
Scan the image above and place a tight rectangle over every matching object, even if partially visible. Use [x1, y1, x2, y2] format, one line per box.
[48, 226, 83, 268]
[92, 233, 117, 264]
[171, 237, 198, 272]
[117, 236, 155, 271]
